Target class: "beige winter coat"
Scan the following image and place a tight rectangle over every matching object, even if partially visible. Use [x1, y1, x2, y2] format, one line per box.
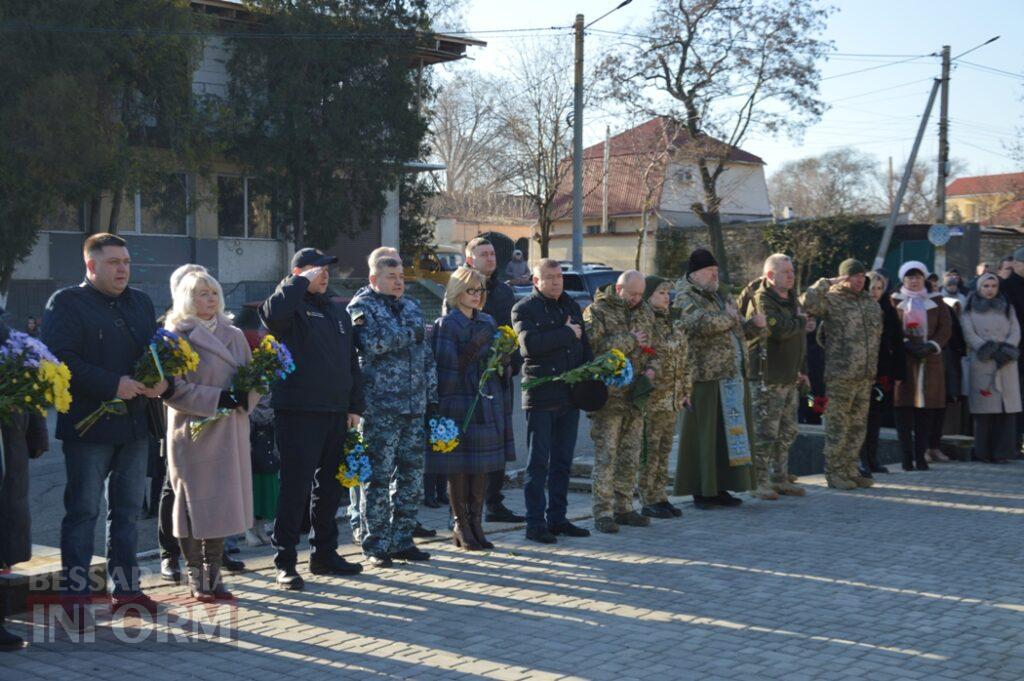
[164, 315, 258, 539]
[961, 301, 1022, 415]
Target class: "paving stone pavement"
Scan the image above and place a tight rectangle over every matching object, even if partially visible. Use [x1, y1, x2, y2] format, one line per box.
[6, 462, 1024, 680]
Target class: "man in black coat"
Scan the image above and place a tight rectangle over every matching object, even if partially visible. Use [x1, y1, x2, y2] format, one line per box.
[465, 237, 525, 523]
[1000, 247, 1024, 449]
[512, 258, 593, 544]
[41, 233, 172, 621]
[259, 247, 365, 590]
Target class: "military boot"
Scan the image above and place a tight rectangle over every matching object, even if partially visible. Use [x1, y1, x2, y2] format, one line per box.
[772, 481, 806, 496]
[850, 475, 875, 488]
[594, 517, 619, 533]
[826, 476, 857, 490]
[612, 511, 650, 527]
[751, 484, 779, 500]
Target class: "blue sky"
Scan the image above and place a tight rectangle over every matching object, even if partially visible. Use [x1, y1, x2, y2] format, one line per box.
[448, 0, 1023, 180]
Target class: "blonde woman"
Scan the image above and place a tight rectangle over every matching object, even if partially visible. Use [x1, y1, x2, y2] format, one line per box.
[164, 271, 257, 602]
[426, 266, 514, 550]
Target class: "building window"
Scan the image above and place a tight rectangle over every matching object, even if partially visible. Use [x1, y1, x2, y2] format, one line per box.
[140, 173, 188, 235]
[218, 175, 275, 239]
[607, 219, 617, 234]
[586, 224, 599, 235]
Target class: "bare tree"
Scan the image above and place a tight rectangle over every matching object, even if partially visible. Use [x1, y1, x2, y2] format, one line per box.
[600, 0, 832, 282]
[429, 69, 502, 203]
[490, 40, 577, 257]
[768, 147, 883, 218]
[886, 157, 968, 223]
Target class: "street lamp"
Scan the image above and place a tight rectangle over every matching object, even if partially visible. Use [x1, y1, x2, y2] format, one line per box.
[571, 0, 633, 273]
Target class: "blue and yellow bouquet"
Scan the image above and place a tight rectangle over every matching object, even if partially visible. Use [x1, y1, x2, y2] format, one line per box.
[76, 328, 200, 435]
[336, 429, 372, 488]
[461, 324, 518, 432]
[429, 416, 460, 453]
[521, 348, 633, 390]
[0, 330, 72, 419]
[190, 334, 295, 440]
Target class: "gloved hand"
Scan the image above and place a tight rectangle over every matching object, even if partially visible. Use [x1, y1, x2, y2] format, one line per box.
[905, 341, 930, 359]
[1000, 343, 1020, 361]
[411, 324, 425, 344]
[218, 390, 243, 410]
[977, 340, 999, 361]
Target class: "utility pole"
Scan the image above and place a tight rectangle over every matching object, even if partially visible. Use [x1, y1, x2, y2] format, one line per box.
[887, 156, 894, 213]
[933, 45, 951, 275]
[601, 125, 610, 233]
[873, 78, 941, 271]
[571, 13, 585, 272]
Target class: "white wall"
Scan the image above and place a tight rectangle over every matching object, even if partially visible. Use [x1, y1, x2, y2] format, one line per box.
[12, 232, 50, 280]
[659, 161, 771, 218]
[217, 238, 287, 283]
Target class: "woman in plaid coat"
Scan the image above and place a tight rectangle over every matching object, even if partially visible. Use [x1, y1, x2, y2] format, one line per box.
[426, 267, 515, 551]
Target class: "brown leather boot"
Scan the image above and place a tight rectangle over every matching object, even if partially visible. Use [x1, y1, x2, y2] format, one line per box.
[448, 474, 482, 550]
[468, 473, 494, 549]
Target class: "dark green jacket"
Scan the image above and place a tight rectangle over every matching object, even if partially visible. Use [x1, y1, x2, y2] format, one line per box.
[743, 279, 806, 384]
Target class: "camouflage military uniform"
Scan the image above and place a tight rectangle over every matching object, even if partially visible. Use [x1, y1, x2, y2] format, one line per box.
[639, 307, 687, 507]
[672, 278, 758, 497]
[743, 279, 806, 494]
[348, 289, 438, 556]
[800, 278, 882, 488]
[584, 284, 657, 520]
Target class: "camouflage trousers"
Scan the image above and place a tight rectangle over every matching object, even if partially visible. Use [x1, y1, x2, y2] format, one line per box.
[590, 402, 644, 519]
[639, 411, 676, 506]
[360, 411, 425, 556]
[823, 378, 873, 482]
[750, 382, 800, 487]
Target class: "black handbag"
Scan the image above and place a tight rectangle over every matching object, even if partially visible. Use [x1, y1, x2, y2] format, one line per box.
[250, 422, 280, 474]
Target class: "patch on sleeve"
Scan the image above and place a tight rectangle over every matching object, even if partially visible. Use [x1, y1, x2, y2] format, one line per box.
[351, 310, 366, 326]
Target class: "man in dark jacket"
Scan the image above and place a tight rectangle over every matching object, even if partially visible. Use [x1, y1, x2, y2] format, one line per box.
[42, 233, 171, 621]
[465, 237, 525, 523]
[1001, 247, 1024, 450]
[512, 258, 593, 544]
[260, 247, 365, 589]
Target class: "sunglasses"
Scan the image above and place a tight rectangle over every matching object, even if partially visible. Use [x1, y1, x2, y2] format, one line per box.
[465, 288, 486, 295]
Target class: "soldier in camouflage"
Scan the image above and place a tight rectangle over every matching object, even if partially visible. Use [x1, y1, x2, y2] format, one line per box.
[584, 271, 659, 533]
[743, 254, 814, 500]
[348, 256, 438, 568]
[638, 276, 686, 519]
[799, 258, 882, 490]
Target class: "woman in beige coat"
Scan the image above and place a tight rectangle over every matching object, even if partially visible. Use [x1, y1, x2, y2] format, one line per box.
[961, 273, 1021, 463]
[164, 271, 258, 601]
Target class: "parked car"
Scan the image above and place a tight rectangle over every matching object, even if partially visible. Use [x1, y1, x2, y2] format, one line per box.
[512, 269, 622, 311]
[405, 245, 465, 286]
[557, 260, 614, 272]
[233, 287, 351, 349]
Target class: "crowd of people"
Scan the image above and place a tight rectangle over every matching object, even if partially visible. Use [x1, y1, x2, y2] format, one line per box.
[2, 231, 1023, 648]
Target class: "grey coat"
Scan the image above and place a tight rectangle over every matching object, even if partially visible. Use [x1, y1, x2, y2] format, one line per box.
[961, 301, 1022, 414]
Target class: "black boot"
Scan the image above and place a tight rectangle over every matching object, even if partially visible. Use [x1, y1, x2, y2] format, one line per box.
[448, 474, 482, 550]
[423, 473, 441, 508]
[468, 473, 494, 549]
[0, 599, 23, 651]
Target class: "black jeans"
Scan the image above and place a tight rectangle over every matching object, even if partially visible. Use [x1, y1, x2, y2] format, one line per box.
[895, 407, 942, 467]
[271, 410, 347, 570]
[158, 473, 179, 560]
[523, 408, 579, 530]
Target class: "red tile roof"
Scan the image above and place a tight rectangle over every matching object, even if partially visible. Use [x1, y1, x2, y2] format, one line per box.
[946, 172, 1024, 197]
[550, 117, 764, 220]
[984, 199, 1024, 226]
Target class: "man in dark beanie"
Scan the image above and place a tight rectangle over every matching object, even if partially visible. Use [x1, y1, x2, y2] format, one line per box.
[800, 258, 882, 489]
[672, 249, 763, 509]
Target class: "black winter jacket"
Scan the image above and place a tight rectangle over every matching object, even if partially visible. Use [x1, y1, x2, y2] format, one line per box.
[512, 289, 592, 410]
[42, 281, 159, 444]
[483, 271, 523, 377]
[259, 275, 365, 414]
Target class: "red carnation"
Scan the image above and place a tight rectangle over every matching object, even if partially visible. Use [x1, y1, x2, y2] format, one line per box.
[980, 389, 993, 397]
[640, 345, 657, 356]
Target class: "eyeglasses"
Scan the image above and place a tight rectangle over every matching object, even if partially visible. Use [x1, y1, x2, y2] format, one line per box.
[465, 288, 486, 295]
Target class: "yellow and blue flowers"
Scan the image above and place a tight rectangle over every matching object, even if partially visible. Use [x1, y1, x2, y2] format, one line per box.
[521, 347, 634, 391]
[461, 324, 519, 432]
[76, 328, 201, 435]
[336, 429, 372, 488]
[190, 334, 295, 440]
[429, 416, 460, 453]
[0, 331, 72, 419]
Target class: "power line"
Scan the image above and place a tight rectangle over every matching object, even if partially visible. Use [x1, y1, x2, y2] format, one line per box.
[957, 60, 1024, 81]
[820, 54, 937, 81]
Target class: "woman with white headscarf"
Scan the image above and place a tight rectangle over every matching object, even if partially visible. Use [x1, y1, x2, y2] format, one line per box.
[890, 261, 952, 471]
[961, 273, 1021, 463]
